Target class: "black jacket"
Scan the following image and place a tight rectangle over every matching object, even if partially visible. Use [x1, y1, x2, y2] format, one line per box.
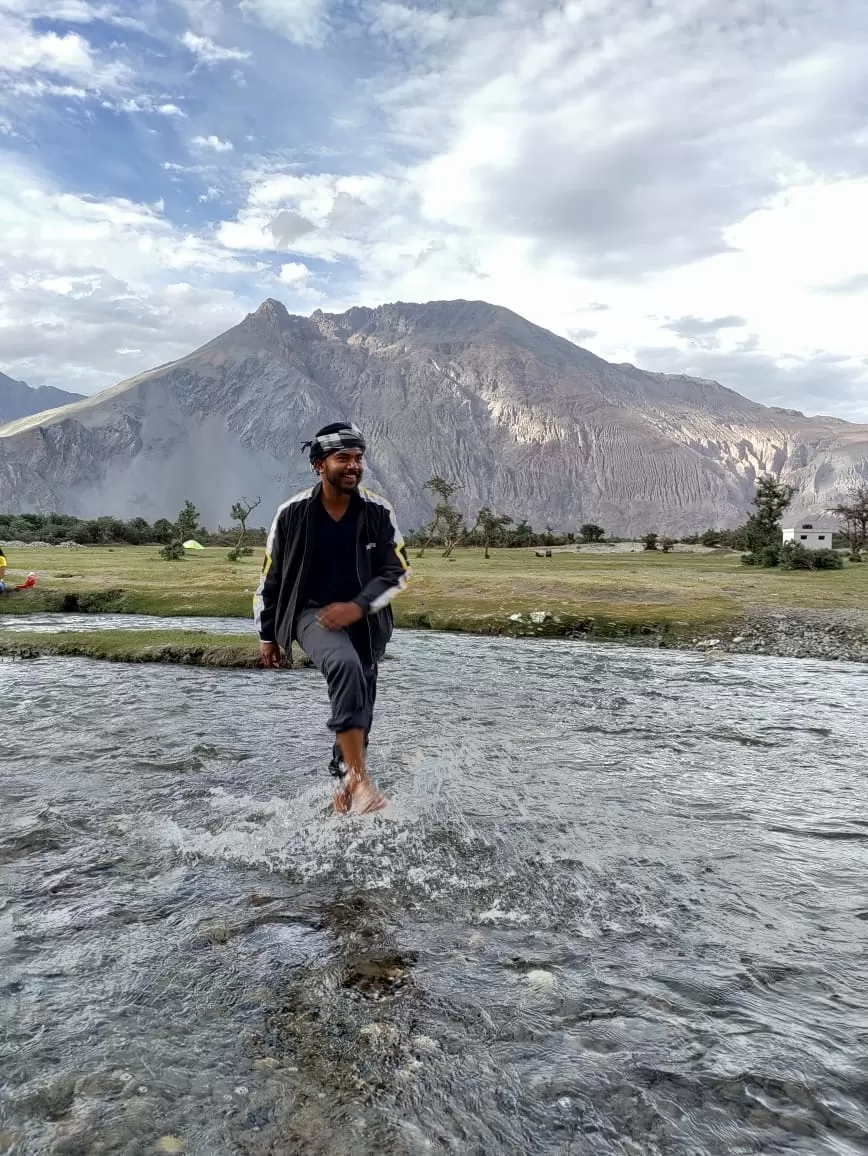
[254, 483, 410, 657]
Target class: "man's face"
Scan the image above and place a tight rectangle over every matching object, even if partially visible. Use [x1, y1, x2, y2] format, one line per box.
[317, 448, 364, 493]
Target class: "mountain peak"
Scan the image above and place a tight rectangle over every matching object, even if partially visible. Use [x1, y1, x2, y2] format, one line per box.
[248, 298, 291, 327]
[2, 297, 865, 535]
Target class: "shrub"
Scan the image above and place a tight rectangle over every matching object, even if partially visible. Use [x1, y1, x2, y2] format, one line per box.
[741, 545, 781, 567]
[160, 541, 186, 561]
[642, 532, 659, 551]
[778, 543, 843, 571]
[227, 546, 254, 561]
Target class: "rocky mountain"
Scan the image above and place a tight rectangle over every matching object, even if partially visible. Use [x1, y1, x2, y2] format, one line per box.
[0, 372, 85, 425]
[0, 299, 866, 536]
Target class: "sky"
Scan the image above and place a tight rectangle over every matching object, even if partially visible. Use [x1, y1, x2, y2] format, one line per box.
[1, 0, 868, 420]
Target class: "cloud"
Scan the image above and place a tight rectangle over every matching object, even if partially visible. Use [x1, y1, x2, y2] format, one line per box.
[663, 315, 748, 339]
[369, 2, 461, 49]
[821, 273, 868, 296]
[191, 134, 233, 152]
[661, 315, 748, 348]
[2, 0, 868, 422]
[238, 0, 329, 47]
[633, 342, 868, 422]
[0, 158, 263, 393]
[0, 0, 140, 26]
[268, 209, 316, 246]
[364, 1, 867, 293]
[106, 97, 187, 117]
[2, 25, 128, 88]
[567, 328, 598, 345]
[180, 30, 251, 64]
[278, 260, 310, 286]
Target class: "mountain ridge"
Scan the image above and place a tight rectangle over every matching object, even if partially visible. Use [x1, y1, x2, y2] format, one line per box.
[0, 372, 85, 426]
[0, 298, 865, 535]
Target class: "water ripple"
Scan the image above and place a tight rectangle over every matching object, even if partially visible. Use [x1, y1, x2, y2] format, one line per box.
[0, 633, 866, 1155]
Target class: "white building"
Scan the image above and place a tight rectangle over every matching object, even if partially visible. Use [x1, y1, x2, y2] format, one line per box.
[782, 522, 836, 550]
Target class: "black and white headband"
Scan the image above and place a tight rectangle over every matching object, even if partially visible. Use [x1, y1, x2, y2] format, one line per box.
[302, 423, 366, 463]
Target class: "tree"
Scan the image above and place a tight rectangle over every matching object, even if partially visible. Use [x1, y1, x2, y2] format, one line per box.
[642, 532, 659, 551]
[176, 499, 200, 542]
[700, 528, 721, 547]
[228, 496, 261, 561]
[743, 475, 795, 552]
[829, 482, 868, 560]
[580, 523, 605, 543]
[473, 506, 513, 559]
[510, 519, 534, 548]
[418, 477, 465, 558]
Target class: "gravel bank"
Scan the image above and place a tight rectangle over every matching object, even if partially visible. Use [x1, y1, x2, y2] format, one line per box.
[687, 608, 868, 663]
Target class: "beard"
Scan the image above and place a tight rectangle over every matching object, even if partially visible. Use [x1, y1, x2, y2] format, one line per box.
[322, 460, 363, 493]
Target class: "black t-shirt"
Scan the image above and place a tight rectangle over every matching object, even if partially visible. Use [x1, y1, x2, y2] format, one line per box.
[303, 498, 361, 609]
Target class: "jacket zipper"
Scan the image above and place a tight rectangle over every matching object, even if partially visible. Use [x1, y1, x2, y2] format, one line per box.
[356, 503, 374, 660]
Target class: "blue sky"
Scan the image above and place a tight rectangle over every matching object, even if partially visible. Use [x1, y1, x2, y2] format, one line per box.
[2, 0, 868, 421]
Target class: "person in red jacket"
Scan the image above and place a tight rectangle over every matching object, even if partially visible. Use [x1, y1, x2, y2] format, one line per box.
[255, 422, 410, 815]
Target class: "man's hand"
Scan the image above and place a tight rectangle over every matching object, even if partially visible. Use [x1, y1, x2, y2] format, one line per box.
[260, 641, 284, 668]
[317, 601, 364, 631]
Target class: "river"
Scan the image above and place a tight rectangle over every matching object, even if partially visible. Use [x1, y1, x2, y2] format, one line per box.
[1, 627, 867, 1155]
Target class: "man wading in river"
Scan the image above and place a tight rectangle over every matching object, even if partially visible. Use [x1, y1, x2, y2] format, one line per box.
[254, 422, 410, 815]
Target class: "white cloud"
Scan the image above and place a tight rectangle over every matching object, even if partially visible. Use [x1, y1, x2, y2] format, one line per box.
[3, 27, 120, 83]
[0, 5, 131, 109]
[180, 30, 251, 64]
[2, 0, 868, 421]
[0, 159, 263, 393]
[278, 260, 309, 285]
[370, 2, 462, 49]
[105, 96, 187, 117]
[238, 0, 329, 48]
[0, 0, 132, 24]
[191, 134, 234, 152]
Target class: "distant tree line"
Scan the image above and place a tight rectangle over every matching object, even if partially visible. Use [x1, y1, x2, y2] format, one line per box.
[0, 506, 269, 548]
[4, 476, 865, 566]
[403, 477, 616, 554]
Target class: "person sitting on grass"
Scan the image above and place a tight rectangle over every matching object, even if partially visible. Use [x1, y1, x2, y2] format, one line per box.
[0, 543, 7, 594]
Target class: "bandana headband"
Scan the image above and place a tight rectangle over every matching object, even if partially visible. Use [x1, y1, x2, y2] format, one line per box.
[302, 423, 366, 463]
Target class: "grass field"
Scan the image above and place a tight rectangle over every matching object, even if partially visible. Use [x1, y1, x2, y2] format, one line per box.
[2, 544, 866, 637]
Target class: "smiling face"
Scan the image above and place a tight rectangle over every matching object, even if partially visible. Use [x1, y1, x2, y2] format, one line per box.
[315, 447, 365, 494]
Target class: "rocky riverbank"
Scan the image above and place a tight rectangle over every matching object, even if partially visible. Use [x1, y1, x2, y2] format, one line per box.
[686, 608, 868, 663]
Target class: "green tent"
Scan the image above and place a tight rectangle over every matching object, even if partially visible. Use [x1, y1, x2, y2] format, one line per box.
[183, 539, 205, 550]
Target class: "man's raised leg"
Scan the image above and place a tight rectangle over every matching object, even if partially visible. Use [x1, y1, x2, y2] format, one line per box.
[296, 609, 386, 815]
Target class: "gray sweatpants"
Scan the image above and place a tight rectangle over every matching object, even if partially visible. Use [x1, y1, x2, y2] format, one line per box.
[296, 607, 378, 737]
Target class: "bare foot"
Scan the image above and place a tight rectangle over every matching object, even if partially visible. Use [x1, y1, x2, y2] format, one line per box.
[348, 771, 387, 815]
[333, 782, 352, 814]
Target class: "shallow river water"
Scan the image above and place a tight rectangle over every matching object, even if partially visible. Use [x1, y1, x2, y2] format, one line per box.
[1, 628, 867, 1155]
